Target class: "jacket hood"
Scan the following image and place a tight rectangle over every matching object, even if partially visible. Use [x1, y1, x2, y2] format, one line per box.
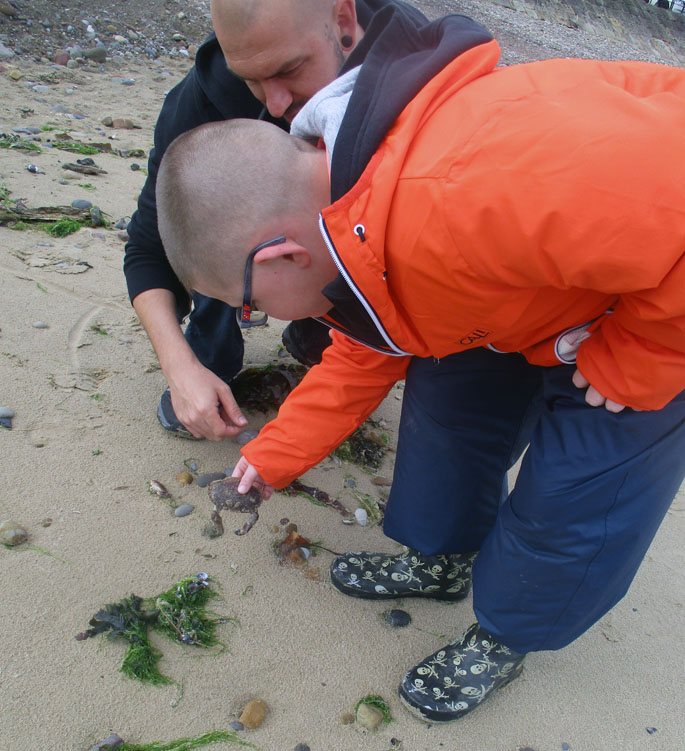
[332, 9, 493, 201]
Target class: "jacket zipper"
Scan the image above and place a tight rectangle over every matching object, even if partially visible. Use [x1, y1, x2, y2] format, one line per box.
[318, 214, 410, 357]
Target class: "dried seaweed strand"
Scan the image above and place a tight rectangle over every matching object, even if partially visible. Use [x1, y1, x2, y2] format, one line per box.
[119, 729, 258, 750]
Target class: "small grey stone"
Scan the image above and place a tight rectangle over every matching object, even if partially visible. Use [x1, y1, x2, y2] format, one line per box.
[65, 88, 75, 95]
[384, 608, 411, 627]
[90, 734, 124, 751]
[195, 472, 227, 487]
[32, 84, 52, 93]
[0, 43, 15, 59]
[0, 407, 15, 419]
[0, 417, 12, 430]
[228, 721, 244, 731]
[0, 521, 28, 546]
[130, 162, 140, 171]
[13, 126, 41, 134]
[59, 179, 69, 185]
[71, 199, 92, 210]
[294, 745, 311, 751]
[114, 217, 129, 230]
[32, 321, 49, 329]
[121, 78, 135, 86]
[236, 429, 258, 446]
[174, 504, 195, 518]
[84, 46, 107, 63]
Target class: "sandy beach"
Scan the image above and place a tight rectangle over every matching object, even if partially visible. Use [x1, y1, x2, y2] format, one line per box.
[1, 1, 684, 749]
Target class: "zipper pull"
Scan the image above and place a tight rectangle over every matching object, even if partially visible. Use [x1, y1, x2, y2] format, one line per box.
[353, 223, 366, 242]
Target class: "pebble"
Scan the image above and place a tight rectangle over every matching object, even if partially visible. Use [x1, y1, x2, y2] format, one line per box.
[356, 703, 384, 731]
[354, 508, 368, 526]
[239, 698, 268, 729]
[176, 471, 193, 486]
[340, 712, 355, 725]
[236, 429, 258, 446]
[384, 608, 411, 627]
[32, 84, 52, 93]
[195, 472, 227, 487]
[121, 78, 135, 86]
[0, 416, 12, 430]
[130, 163, 140, 171]
[0, 407, 15, 419]
[90, 734, 124, 751]
[0, 520, 28, 546]
[32, 321, 49, 329]
[174, 504, 195, 518]
[228, 721, 244, 732]
[13, 126, 41, 134]
[0, 43, 15, 59]
[41, 518, 53, 527]
[114, 217, 129, 230]
[90, 206, 104, 226]
[84, 47, 107, 63]
[71, 199, 92, 210]
[294, 745, 310, 751]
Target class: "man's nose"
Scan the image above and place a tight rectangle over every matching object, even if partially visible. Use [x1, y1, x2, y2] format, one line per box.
[262, 80, 293, 120]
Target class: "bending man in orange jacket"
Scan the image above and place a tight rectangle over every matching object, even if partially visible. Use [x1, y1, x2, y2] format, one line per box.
[156, 26, 685, 722]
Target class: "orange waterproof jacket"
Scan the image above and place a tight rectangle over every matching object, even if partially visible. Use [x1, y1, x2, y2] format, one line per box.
[244, 42, 685, 488]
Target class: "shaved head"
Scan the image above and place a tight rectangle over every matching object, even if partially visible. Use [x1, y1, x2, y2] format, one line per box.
[211, 0, 359, 120]
[156, 120, 327, 297]
[211, 0, 326, 38]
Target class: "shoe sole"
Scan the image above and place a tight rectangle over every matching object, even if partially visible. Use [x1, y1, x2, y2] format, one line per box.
[398, 661, 524, 723]
[330, 575, 470, 602]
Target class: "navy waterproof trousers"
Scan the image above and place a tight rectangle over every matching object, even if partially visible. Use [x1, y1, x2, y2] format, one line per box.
[384, 349, 685, 653]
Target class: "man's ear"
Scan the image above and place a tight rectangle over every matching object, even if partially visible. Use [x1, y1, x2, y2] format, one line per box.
[334, 0, 357, 43]
[253, 239, 311, 268]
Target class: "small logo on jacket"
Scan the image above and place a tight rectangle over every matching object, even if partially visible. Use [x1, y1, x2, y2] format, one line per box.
[459, 328, 491, 346]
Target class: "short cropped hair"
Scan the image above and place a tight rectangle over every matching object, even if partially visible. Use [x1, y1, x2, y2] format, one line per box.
[157, 119, 313, 293]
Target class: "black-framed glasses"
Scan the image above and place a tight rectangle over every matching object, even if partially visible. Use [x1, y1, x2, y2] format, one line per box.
[237, 235, 287, 328]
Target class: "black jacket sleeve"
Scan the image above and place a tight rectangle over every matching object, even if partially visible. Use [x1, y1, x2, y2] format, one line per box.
[122, 35, 265, 314]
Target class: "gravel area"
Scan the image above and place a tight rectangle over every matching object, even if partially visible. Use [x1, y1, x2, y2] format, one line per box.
[0, 0, 678, 65]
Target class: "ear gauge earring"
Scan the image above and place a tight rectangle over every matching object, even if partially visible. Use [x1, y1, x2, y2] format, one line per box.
[341, 34, 354, 49]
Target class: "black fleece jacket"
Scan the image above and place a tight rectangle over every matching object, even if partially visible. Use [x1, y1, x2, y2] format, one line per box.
[122, 0, 428, 316]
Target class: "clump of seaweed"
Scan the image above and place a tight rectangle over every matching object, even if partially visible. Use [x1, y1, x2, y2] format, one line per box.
[153, 574, 224, 647]
[334, 418, 390, 472]
[76, 574, 234, 685]
[230, 363, 306, 412]
[354, 694, 393, 723]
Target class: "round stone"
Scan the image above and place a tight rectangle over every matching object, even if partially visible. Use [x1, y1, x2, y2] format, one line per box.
[356, 703, 384, 731]
[32, 321, 49, 329]
[354, 508, 368, 526]
[174, 504, 195, 518]
[0, 407, 15, 419]
[239, 698, 268, 729]
[384, 608, 411, 627]
[228, 721, 244, 731]
[0, 520, 28, 546]
[71, 199, 92, 209]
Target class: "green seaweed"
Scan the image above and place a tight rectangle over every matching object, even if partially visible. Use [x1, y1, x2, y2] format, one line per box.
[352, 491, 383, 525]
[355, 694, 393, 723]
[334, 419, 390, 472]
[53, 141, 100, 155]
[77, 575, 234, 686]
[119, 730, 258, 750]
[0, 137, 42, 153]
[48, 218, 83, 237]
